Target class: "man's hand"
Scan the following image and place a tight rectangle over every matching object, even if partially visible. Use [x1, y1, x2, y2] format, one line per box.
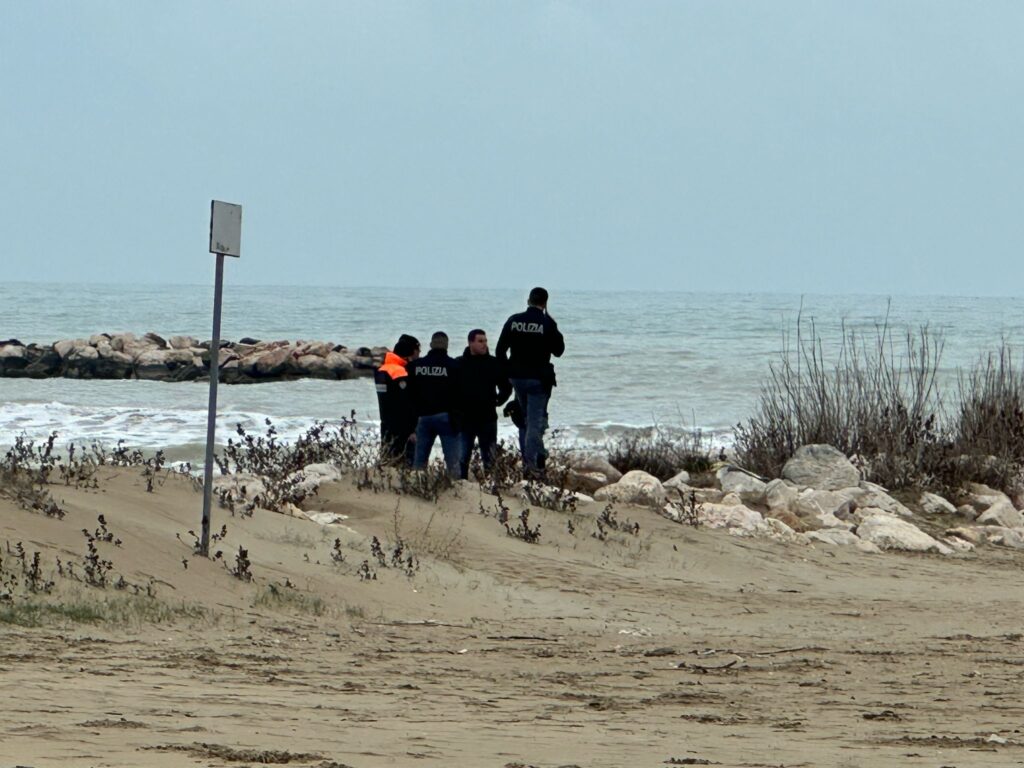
[407, 433, 417, 443]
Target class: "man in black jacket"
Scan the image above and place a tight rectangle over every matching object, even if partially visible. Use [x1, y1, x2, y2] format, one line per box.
[496, 287, 565, 477]
[409, 331, 461, 476]
[375, 333, 420, 466]
[457, 328, 513, 479]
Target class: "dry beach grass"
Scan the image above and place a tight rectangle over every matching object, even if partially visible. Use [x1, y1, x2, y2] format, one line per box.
[3, 455, 1024, 768]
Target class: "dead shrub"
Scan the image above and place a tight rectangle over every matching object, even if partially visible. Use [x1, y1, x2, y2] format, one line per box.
[734, 307, 1024, 495]
[606, 425, 713, 481]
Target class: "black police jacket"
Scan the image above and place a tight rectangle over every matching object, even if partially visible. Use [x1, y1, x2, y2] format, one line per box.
[409, 348, 461, 417]
[457, 347, 513, 424]
[375, 351, 417, 440]
[495, 306, 565, 383]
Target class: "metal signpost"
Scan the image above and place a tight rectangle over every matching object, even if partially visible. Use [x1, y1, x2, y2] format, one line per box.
[200, 200, 242, 556]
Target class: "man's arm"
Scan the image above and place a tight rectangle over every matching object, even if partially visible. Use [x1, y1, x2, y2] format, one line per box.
[494, 359, 513, 406]
[495, 318, 512, 363]
[547, 316, 565, 358]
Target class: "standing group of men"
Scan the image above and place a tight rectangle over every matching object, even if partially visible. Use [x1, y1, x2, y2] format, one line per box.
[374, 287, 565, 479]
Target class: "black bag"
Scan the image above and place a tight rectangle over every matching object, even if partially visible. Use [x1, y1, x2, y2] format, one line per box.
[503, 400, 526, 430]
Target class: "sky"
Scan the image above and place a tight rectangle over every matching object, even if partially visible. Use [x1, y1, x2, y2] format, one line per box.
[2, 1, 1023, 294]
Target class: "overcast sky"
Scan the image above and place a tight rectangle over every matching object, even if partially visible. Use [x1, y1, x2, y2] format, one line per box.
[2, 2, 1022, 294]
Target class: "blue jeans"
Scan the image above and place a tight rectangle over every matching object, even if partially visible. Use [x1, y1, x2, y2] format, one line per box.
[414, 412, 461, 476]
[458, 419, 498, 480]
[510, 378, 550, 472]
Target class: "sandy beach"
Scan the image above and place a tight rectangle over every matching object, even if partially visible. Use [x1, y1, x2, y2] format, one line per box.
[2, 464, 1024, 768]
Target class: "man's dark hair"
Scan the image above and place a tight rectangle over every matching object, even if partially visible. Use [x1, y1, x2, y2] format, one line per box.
[467, 328, 486, 342]
[394, 334, 420, 358]
[430, 331, 449, 351]
[528, 287, 549, 307]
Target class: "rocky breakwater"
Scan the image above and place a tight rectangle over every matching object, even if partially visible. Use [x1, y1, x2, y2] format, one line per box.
[0, 333, 385, 384]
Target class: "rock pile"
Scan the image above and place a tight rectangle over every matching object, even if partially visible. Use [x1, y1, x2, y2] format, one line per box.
[0, 334, 383, 383]
[563, 442, 1024, 557]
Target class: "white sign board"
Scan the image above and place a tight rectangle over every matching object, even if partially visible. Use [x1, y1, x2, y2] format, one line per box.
[209, 200, 242, 257]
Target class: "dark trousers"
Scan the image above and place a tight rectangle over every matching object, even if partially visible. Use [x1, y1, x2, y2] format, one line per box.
[509, 378, 550, 472]
[458, 419, 498, 480]
[414, 412, 461, 476]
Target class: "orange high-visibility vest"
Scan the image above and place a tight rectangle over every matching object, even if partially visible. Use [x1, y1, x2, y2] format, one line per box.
[378, 350, 409, 380]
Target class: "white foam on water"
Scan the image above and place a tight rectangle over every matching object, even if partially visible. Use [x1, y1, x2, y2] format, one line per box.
[0, 399, 735, 466]
[0, 400, 329, 456]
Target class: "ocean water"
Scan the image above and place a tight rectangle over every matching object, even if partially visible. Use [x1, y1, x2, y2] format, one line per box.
[3, 283, 1024, 463]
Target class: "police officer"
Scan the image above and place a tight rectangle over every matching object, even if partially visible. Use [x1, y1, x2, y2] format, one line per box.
[496, 287, 565, 478]
[457, 328, 512, 479]
[409, 331, 461, 476]
[375, 334, 420, 466]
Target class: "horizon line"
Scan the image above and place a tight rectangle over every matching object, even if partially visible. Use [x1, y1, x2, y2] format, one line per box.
[2, 280, 1021, 302]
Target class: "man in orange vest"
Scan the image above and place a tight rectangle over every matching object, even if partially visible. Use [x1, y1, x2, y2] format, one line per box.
[375, 334, 420, 466]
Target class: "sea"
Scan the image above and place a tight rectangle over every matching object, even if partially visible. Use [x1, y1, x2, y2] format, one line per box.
[3, 283, 1024, 464]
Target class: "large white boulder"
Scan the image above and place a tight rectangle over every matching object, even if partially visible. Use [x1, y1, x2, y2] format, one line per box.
[782, 444, 860, 490]
[325, 351, 355, 376]
[296, 354, 334, 378]
[963, 483, 1013, 514]
[594, 470, 666, 507]
[919, 491, 957, 516]
[765, 478, 799, 513]
[571, 453, 623, 484]
[845, 481, 913, 518]
[976, 499, 1024, 528]
[698, 503, 764, 533]
[855, 514, 953, 555]
[716, 466, 767, 505]
[253, 346, 293, 376]
[663, 469, 691, 489]
[54, 338, 86, 358]
[796, 489, 855, 528]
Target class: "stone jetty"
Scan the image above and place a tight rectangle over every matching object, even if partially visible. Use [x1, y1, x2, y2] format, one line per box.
[0, 333, 385, 384]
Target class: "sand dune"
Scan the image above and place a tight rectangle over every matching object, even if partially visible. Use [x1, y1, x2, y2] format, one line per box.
[2, 467, 1023, 767]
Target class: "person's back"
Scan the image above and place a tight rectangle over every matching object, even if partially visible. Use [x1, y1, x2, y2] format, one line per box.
[409, 332, 461, 475]
[410, 348, 460, 419]
[496, 287, 564, 476]
[375, 334, 420, 466]
[496, 304, 564, 384]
